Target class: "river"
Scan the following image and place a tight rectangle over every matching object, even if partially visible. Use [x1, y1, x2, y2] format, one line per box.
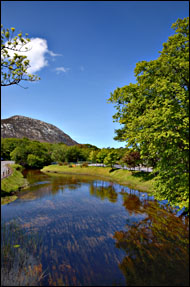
[1, 169, 189, 286]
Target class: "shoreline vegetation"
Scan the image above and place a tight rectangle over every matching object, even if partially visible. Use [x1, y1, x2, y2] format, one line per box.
[41, 165, 154, 193]
[2, 134, 188, 211]
[1, 163, 154, 206]
[1, 164, 28, 205]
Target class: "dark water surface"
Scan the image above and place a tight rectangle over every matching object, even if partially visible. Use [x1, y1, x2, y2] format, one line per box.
[1, 170, 189, 286]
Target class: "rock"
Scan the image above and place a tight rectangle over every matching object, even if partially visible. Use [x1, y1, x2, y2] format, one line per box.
[1, 115, 78, 146]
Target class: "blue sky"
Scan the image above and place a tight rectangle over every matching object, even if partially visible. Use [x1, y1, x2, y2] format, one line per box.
[1, 1, 189, 148]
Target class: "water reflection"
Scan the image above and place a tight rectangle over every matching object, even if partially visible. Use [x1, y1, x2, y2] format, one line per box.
[122, 193, 142, 215]
[90, 182, 118, 203]
[1, 170, 189, 286]
[114, 200, 189, 286]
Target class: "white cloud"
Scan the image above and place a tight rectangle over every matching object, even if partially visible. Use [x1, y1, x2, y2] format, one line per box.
[55, 66, 70, 74]
[25, 38, 48, 73]
[6, 38, 62, 74]
[47, 50, 62, 57]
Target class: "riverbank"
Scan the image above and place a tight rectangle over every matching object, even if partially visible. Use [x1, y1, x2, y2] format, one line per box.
[1, 164, 28, 204]
[41, 165, 154, 193]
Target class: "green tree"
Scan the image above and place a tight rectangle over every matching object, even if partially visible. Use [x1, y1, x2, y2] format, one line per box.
[82, 143, 99, 150]
[66, 146, 86, 162]
[10, 138, 51, 168]
[116, 147, 128, 161]
[10, 145, 28, 166]
[1, 25, 40, 87]
[51, 144, 68, 163]
[1, 138, 22, 160]
[96, 148, 109, 163]
[27, 154, 44, 168]
[108, 17, 189, 210]
[103, 151, 118, 167]
[27, 140, 51, 166]
[88, 150, 98, 163]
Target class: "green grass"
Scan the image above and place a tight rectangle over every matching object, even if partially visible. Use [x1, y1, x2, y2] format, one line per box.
[1, 195, 18, 205]
[1, 164, 28, 195]
[41, 165, 154, 193]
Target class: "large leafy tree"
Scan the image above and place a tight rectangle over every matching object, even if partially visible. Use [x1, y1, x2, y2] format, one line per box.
[108, 17, 189, 211]
[1, 25, 39, 87]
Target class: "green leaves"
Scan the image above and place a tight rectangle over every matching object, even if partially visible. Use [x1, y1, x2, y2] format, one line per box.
[5, 31, 9, 38]
[1, 25, 40, 87]
[103, 151, 118, 167]
[108, 17, 189, 211]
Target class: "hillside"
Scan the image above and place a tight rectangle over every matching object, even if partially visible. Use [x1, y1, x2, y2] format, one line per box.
[1, 115, 78, 145]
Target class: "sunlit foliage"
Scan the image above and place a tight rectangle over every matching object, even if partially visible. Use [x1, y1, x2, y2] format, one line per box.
[1, 25, 40, 87]
[108, 17, 189, 210]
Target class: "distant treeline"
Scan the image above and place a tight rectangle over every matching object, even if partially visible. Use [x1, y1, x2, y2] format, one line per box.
[1, 137, 151, 169]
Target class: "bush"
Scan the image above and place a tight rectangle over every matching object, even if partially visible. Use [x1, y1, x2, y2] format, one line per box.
[58, 162, 63, 166]
[81, 162, 88, 167]
[11, 164, 23, 172]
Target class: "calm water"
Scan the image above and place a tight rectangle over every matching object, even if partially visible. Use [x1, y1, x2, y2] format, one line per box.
[1, 170, 189, 286]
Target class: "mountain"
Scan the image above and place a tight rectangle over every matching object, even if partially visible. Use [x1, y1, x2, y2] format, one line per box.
[1, 115, 78, 145]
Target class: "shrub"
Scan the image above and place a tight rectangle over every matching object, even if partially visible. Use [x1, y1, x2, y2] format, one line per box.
[11, 164, 23, 172]
[81, 162, 88, 167]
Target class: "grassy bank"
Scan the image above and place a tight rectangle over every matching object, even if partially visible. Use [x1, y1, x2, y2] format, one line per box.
[1, 196, 18, 205]
[41, 165, 154, 193]
[1, 164, 28, 197]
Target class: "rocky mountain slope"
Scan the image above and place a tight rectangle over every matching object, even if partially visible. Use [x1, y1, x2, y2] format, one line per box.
[1, 115, 78, 145]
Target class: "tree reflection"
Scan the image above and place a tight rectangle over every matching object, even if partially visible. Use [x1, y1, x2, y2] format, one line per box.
[114, 201, 189, 286]
[19, 184, 55, 200]
[23, 169, 49, 184]
[90, 183, 118, 203]
[122, 193, 143, 215]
